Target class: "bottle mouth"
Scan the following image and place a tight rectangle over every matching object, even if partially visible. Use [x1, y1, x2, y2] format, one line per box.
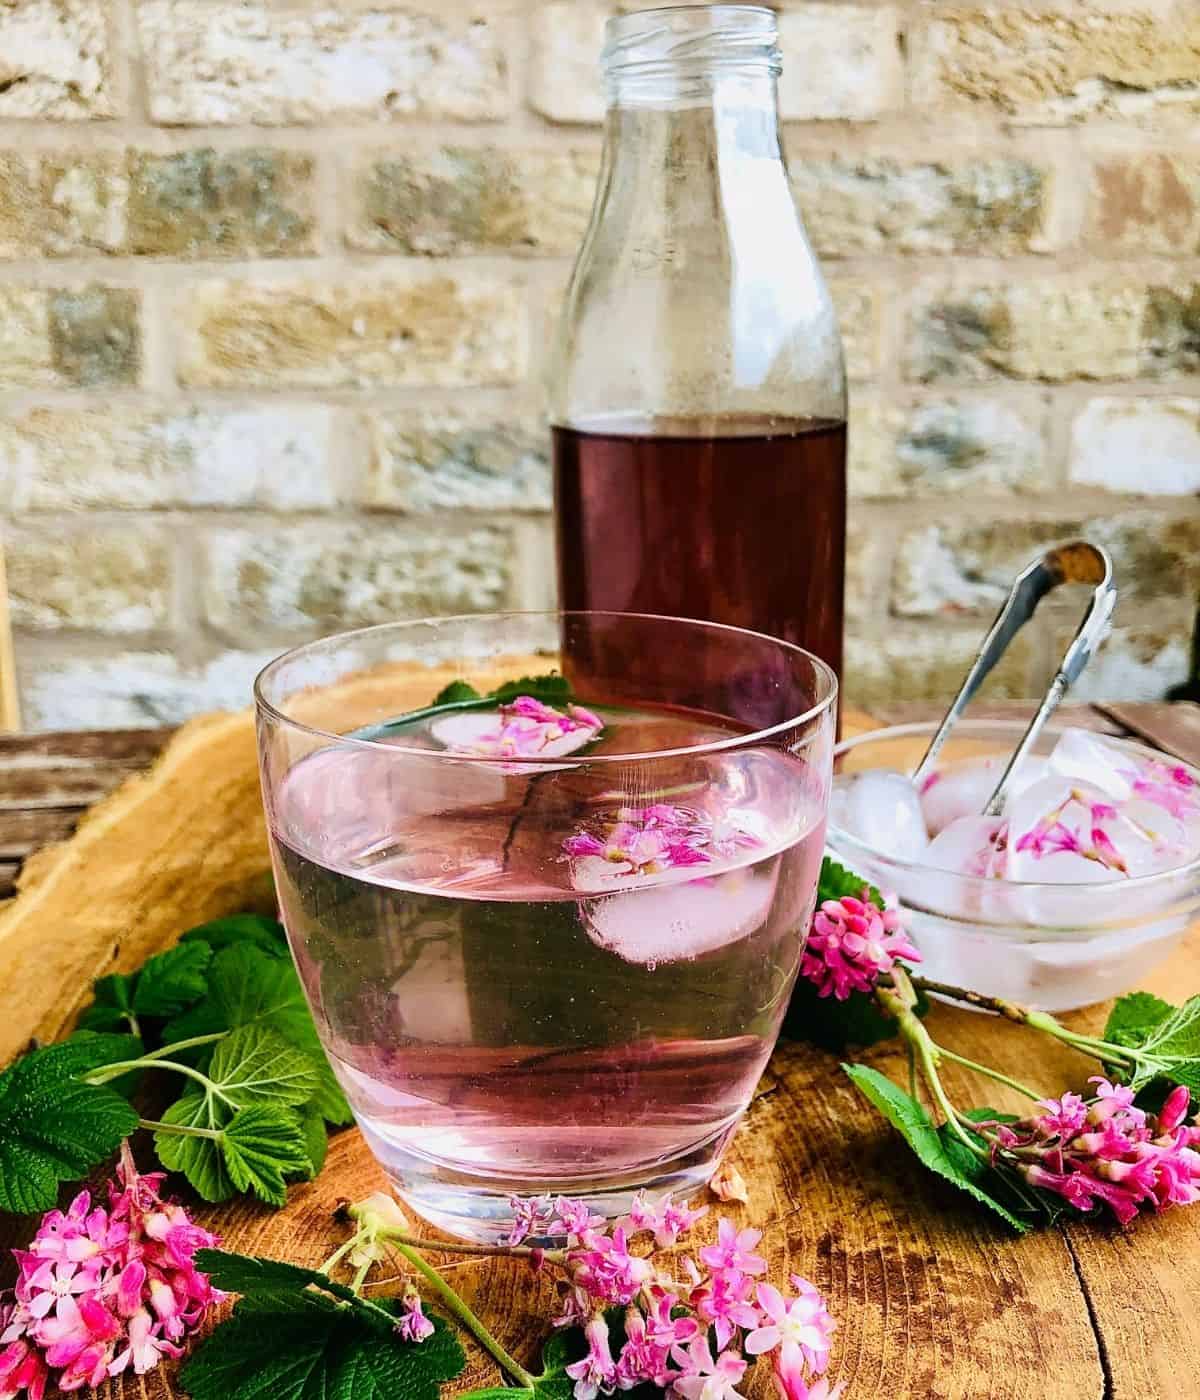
[602, 4, 781, 82]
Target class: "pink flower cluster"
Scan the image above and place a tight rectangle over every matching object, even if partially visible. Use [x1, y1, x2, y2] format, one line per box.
[508, 1194, 841, 1400]
[562, 804, 759, 877]
[981, 1079, 1200, 1226]
[0, 1144, 222, 1397]
[449, 696, 604, 758]
[800, 889, 921, 1000]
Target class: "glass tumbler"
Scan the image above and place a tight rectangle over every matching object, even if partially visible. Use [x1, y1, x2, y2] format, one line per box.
[255, 612, 836, 1240]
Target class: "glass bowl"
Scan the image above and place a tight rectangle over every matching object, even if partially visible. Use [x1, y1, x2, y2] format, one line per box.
[827, 719, 1200, 1012]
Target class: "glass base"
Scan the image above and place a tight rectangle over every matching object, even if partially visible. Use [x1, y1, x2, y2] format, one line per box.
[359, 1118, 735, 1244]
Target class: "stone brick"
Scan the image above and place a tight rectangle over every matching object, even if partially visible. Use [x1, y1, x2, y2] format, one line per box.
[907, 283, 1144, 383]
[1069, 398, 1200, 495]
[126, 149, 315, 257]
[777, 7, 903, 122]
[49, 286, 140, 386]
[139, 1, 508, 125]
[850, 396, 1045, 499]
[21, 649, 280, 729]
[529, 1, 607, 124]
[911, 8, 1200, 125]
[829, 279, 881, 382]
[6, 526, 172, 634]
[844, 527, 886, 626]
[0, 154, 39, 257]
[1057, 619, 1190, 704]
[0, 289, 55, 386]
[795, 157, 1049, 257]
[845, 627, 1036, 707]
[39, 151, 127, 254]
[893, 513, 1200, 618]
[349, 146, 599, 256]
[203, 525, 513, 636]
[1, 405, 337, 510]
[1141, 284, 1200, 378]
[1085, 155, 1200, 255]
[0, 0, 112, 120]
[178, 274, 526, 389]
[364, 411, 550, 513]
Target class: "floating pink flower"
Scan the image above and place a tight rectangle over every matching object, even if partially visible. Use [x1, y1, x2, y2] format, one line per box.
[435, 697, 604, 760]
[800, 890, 920, 1000]
[629, 1193, 708, 1248]
[562, 802, 761, 879]
[1125, 758, 1200, 822]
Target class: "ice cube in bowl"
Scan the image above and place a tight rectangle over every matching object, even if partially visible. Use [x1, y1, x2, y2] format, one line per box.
[826, 719, 1200, 1011]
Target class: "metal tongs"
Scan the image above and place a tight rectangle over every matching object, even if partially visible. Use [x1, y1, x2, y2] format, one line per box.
[911, 541, 1117, 817]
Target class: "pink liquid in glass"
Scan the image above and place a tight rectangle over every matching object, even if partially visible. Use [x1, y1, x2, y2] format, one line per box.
[269, 702, 824, 1239]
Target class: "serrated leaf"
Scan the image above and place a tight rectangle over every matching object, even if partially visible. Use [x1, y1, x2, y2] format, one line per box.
[433, 679, 482, 705]
[297, 1106, 328, 1179]
[182, 1254, 465, 1400]
[1104, 992, 1175, 1050]
[1127, 996, 1200, 1091]
[209, 1025, 321, 1109]
[844, 1063, 1028, 1232]
[0, 1035, 142, 1214]
[133, 941, 213, 1018]
[166, 944, 351, 1124]
[222, 1107, 311, 1207]
[181, 914, 291, 959]
[77, 973, 137, 1033]
[154, 1091, 235, 1203]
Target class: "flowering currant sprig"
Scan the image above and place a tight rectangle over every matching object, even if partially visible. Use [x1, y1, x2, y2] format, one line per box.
[801, 870, 1200, 1229]
[0, 1144, 222, 1399]
[327, 1192, 843, 1400]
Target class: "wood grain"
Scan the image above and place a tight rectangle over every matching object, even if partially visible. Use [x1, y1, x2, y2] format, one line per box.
[0, 702, 1198, 1399]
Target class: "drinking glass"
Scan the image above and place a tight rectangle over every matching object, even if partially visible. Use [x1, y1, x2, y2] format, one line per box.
[255, 611, 836, 1241]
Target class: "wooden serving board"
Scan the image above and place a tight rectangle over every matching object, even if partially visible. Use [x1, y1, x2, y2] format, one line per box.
[1, 698, 1199, 1399]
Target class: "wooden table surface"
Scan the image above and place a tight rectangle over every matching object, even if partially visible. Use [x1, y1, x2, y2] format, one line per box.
[2, 699, 1200, 1400]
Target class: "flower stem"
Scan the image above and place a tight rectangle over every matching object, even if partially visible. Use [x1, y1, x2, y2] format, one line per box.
[909, 974, 1143, 1070]
[378, 1229, 564, 1266]
[386, 1239, 535, 1388]
[876, 970, 988, 1160]
[135, 1032, 228, 1060]
[137, 1116, 222, 1141]
[934, 1048, 1043, 1103]
[87, 1056, 231, 1102]
[317, 1237, 360, 1278]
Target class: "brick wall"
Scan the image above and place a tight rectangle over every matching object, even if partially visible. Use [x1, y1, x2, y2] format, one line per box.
[1, 0, 1199, 729]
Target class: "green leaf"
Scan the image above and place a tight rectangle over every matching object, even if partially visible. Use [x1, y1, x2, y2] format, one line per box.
[222, 1107, 311, 1207]
[77, 973, 137, 1033]
[1126, 996, 1200, 1091]
[843, 1063, 1029, 1232]
[1104, 992, 1175, 1050]
[154, 1091, 234, 1203]
[165, 944, 351, 1124]
[182, 1251, 466, 1400]
[208, 1025, 321, 1109]
[297, 1106, 328, 1179]
[784, 980, 899, 1051]
[133, 941, 213, 1018]
[816, 855, 884, 907]
[487, 673, 571, 705]
[182, 1305, 464, 1400]
[181, 914, 290, 959]
[432, 679, 481, 705]
[0, 1035, 141, 1214]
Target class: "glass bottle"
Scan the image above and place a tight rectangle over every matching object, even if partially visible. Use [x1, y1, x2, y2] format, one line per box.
[549, 3, 847, 681]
